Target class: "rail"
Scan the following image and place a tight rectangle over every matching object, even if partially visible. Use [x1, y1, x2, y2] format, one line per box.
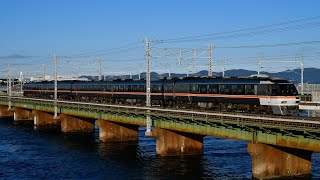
[1, 95, 320, 132]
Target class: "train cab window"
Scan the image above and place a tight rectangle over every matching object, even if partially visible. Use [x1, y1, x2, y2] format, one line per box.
[289, 84, 298, 95]
[245, 85, 255, 95]
[208, 84, 219, 94]
[278, 84, 298, 96]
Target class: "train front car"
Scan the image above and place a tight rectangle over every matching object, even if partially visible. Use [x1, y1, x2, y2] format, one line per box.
[257, 77, 300, 115]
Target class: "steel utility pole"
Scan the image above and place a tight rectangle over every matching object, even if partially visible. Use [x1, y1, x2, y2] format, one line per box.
[8, 64, 12, 109]
[97, 58, 102, 81]
[53, 55, 58, 118]
[211, 66, 226, 77]
[257, 53, 265, 75]
[42, 64, 46, 80]
[208, 44, 213, 77]
[145, 38, 152, 136]
[19, 71, 23, 94]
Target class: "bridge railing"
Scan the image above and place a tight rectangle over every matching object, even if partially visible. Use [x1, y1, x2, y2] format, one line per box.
[1, 96, 320, 133]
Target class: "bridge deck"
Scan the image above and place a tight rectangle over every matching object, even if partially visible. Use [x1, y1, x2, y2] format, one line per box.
[1, 96, 319, 152]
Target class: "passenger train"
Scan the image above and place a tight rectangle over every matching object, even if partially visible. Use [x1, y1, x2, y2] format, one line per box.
[23, 75, 300, 115]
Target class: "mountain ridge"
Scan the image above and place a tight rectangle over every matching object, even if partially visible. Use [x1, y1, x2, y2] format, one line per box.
[81, 68, 320, 83]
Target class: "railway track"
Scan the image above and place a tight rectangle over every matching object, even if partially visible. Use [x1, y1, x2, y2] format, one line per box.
[1, 95, 319, 124]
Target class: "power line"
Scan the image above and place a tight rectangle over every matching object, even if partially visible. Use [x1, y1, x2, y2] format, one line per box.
[163, 16, 320, 43]
[215, 40, 320, 49]
[69, 42, 142, 58]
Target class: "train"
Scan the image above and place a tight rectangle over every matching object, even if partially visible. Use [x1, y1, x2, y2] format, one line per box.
[23, 75, 300, 115]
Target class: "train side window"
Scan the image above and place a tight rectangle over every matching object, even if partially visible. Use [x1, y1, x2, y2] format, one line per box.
[165, 84, 173, 93]
[219, 84, 231, 94]
[99, 85, 104, 91]
[124, 85, 129, 92]
[152, 85, 162, 93]
[208, 84, 219, 94]
[245, 85, 255, 95]
[119, 85, 124, 92]
[157, 85, 162, 93]
[270, 85, 280, 96]
[138, 85, 144, 92]
[199, 85, 207, 94]
[257, 84, 269, 95]
[131, 85, 138, 92]
[114, 85, 119, 92]
[231, 85, 244, 95]
[81, 85, 86, 91]
[175, 84, 188, 93]
[151, 85, 157, 93]
[106, 85, 112, 92]
[191, 85, 198, 93]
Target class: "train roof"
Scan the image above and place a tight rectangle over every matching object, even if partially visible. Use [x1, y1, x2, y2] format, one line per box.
[24, 75, 291, 85]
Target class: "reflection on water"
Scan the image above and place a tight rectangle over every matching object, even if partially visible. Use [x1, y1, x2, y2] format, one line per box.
[0, 119, 319, 179]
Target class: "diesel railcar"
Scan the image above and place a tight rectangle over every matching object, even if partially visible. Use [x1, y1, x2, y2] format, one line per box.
[23, 75, 300, 115]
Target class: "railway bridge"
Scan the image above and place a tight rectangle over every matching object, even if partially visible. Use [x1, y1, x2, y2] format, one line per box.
[0, 95, 319, 179]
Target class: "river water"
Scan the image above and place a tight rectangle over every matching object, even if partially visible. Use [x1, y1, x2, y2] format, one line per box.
[0, 118, 319, 179]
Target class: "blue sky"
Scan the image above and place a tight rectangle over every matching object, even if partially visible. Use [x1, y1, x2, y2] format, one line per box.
[1, 0, 320, 77]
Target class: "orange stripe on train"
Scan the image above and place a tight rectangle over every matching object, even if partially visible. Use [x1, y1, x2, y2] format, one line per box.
[24, 90, 298, 99]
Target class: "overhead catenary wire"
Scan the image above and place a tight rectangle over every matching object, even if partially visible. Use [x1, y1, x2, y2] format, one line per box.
[163, 16, 320, 43]
[68, 42, 143, 58]
[214, 40, 320, 49]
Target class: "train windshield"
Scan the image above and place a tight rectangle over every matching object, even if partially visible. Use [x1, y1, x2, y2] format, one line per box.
[271, 84, 298, 96]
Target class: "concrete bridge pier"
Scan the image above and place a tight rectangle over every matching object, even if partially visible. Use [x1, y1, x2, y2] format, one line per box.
[12, 107, 33, 124]
[59, 114, 94, 133]
[0, 105, 13, 118]
[248, 142, 312, 179]
[32, 110, 60, 130]
[152, 128, 204, 156]
[96, 120, 139, 142]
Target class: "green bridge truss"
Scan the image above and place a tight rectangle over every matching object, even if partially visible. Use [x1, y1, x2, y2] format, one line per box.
[0, 97, 319, 152]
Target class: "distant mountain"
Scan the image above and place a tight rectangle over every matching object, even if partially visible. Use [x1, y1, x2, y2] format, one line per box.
[80, 68, 320, 84]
